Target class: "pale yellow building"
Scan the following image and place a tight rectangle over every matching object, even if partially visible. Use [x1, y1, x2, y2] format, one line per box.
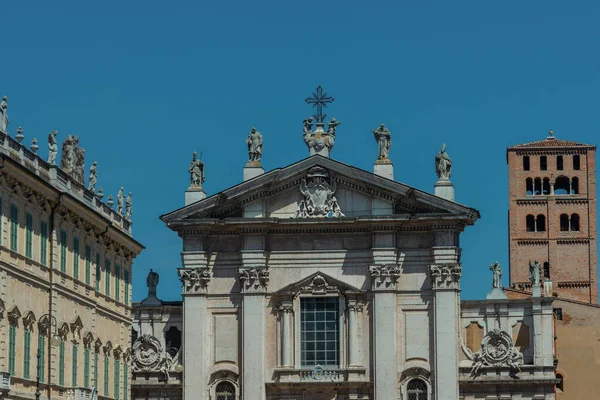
[0, 119, 144, 400]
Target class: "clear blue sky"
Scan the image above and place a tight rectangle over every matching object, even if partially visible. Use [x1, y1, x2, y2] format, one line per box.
[2, 1, 599, 301]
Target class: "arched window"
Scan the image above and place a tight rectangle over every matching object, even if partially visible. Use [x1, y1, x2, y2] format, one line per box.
[571, 177, 579, 194]
[165, 326, 182, 356]
[526, 215, 536, 232]
[540, 156, 547, 170]
[560, 214, 569, 231]
[543, 262, 550, 278]
[556, 373, 564, 391]
[534, 178, 542, 195]
[557, 155, 564, 170]
[523, 156, 530, 171]
[525, 178, 533, 196]
[573, 154, 580, 170]
[542, 178, 550, 195]
[554, 176, 570, 195]
[215, 382, 235, 400]
[571, 214, 580, 231]
[407, 378, 428, 400]
[536, 214, 546, 232]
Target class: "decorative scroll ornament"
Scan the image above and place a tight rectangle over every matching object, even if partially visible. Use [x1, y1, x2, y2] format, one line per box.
[429, 264, 462, 289]
[300, 274, 338, 295]
[132, 334, 163, 372]
[369, 265, 401, 288]
[178, 267, 211, 293]
[470, 329, 524, 376]
[293, 166, 344, 218]
[239, 268, 269, 292]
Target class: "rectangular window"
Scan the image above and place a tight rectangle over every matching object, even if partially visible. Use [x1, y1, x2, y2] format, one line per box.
[115, 265, 121, 302]
[104, 356, 109, 396]
[554, 308, 563, 321]
[24, 330, 31, 379]
[85, 245, 91, 285]
[8, 325, 16, 375]
[38, 334, 46, 383]
[105, 259, 111, 297]
[25, 213, 33, 258]
[573, 154, 581, 170]
[557, 155, 564, 170]
[73, 237, 80, 279]
[114, 359, 120, 400]
[123, 364, 128, 400]
[95, 253, 101, 291]
[72, 345, 78, 387]
[94, 352, 99, 388]
[59, 341, 65, 386]
[523, 155, 530, 171]
[10, 204, 18, 251]
[60, 230, 67, 273]
[540, 155, 547, 171]
[84, 348, 90, 388]
[300, 297, 339, 367]
[124, 270, 130, 306]
[40, 221, 48, 266]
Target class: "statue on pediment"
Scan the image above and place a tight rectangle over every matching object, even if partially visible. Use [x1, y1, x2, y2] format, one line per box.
[490, 261, 502, 289]
[372, 124, 391, 161]
[0, 96, 8, 133]
[189, 151, 205, 187]
[435, 143, 452, 180]
[47, 130, 58, 164]
[293, 166, 345, 219]
[246, 127, 263, 164]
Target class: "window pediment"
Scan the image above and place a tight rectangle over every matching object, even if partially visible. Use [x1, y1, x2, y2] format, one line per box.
[275, 272, 363, 298]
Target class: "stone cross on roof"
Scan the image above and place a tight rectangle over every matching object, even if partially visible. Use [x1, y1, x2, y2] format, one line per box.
[305, 85, 334, 124]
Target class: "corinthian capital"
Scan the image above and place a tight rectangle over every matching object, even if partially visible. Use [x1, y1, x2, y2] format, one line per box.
[239, 267, 269, 293]
[369, 264, 401, 290]
[178, 267, 211, 294]
[429, 263, 462, 289]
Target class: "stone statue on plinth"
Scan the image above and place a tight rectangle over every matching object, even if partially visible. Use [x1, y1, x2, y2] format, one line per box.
[372, 124, 391, 161]
[146, 269, 159, 296]
[529, 260, 542, 286]
[61, 135, 85, 184]
[189, 151, 205, 187]
[117, 187, 124, 215]
[88, 162, 98, 193]
[435, 143, 452, 180]
[47, 130, 58, 164]
[125, 192, 132, 220]
[0, 96, 8, 133]
[490, 261, 502, 289]
[246, 127, 263, 164]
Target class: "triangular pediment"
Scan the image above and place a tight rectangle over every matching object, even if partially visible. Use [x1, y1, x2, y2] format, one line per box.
[276, 271, 363, 296]
[161, 155, 479, 225]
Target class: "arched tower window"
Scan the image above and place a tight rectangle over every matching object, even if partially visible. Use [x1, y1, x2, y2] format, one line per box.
[534, 178, 542, 195]
[536, 214, 546, 232]
[554, 176, 570, 195]
[540, 156, 548, 171]
[407, 378, 428, 400]
[571, 177, 579, 194]
[573, 154, 581, 170]
[543, 262, 550, 278]
[526, 178, 533, 196]
[560, 214, 569, 231]
[542, 178, 550, 195]
[570, 214, 580, 231]
[557, 155, 564, 170]
[215, 381, 235, 400]
[526, 215, 536, 232]
[523, 156, 530, 171]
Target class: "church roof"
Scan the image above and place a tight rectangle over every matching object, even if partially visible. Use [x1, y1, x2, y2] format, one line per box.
[508, 132, 595, 150]
[160, 155, 480, 227]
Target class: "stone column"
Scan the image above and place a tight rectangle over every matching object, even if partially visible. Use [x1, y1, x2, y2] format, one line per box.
[239, 266, 269, 400]
[347, 299, 363, 367]
[369, 264, 400, 399]
[278, 300, 293, 367]
[429, 262, 462, 400]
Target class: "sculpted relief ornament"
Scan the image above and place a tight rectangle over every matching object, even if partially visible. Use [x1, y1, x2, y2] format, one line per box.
[470, 329, 524, 376]
[293, 166, 345, 219]
[239, 268, 269, 292]
[178, 267, 212, 293]
[370, 265, 401, 288]
[429, 264, 462, 289]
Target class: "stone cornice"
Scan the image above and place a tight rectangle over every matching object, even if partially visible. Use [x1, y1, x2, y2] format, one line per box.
[511, 148, 593, 156]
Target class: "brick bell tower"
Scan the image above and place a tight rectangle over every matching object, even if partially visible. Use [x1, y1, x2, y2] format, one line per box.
[507, 131, 598, 303]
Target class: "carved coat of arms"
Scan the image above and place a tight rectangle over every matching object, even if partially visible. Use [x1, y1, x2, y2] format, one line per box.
[132, 334, 163, 372]
[470, 328, 524, 376]
[293, 166, 344, 218]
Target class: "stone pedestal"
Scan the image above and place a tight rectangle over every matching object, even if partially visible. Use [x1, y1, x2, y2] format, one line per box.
[185, 186, 206, 206]
[486, 287, 508, 300]
[373, 161, 394, 180]
[434, 179, 455, 201]
[532, 284, 541, 297]
[244, 163, 264, 181]
[307, 124, 332, 157]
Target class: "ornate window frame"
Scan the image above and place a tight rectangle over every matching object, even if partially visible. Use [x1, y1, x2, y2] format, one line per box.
[400, 366, 432, 400]
[207, 365, 240, 400]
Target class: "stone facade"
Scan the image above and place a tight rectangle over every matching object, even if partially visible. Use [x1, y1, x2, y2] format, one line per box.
[506, 132, 598, 303]
[154, 152, 556, 400]
[0, 125, 144, 400]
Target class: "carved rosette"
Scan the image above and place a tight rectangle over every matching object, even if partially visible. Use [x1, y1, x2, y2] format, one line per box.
[239, 267, 269, 293]
[132, 334, 163, 373]
[178, 267, 211, 294]
[470, 329, 524, 376]
[429, 264, 462, 289]
[369, 265, 401, 290]
[293, 166, 345, 219]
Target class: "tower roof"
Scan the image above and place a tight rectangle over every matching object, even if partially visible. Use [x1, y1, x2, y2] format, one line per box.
[508, 131, 595, 150]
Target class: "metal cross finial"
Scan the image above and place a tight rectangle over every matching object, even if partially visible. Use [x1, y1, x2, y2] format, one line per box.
[305, 85, 334, 124]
